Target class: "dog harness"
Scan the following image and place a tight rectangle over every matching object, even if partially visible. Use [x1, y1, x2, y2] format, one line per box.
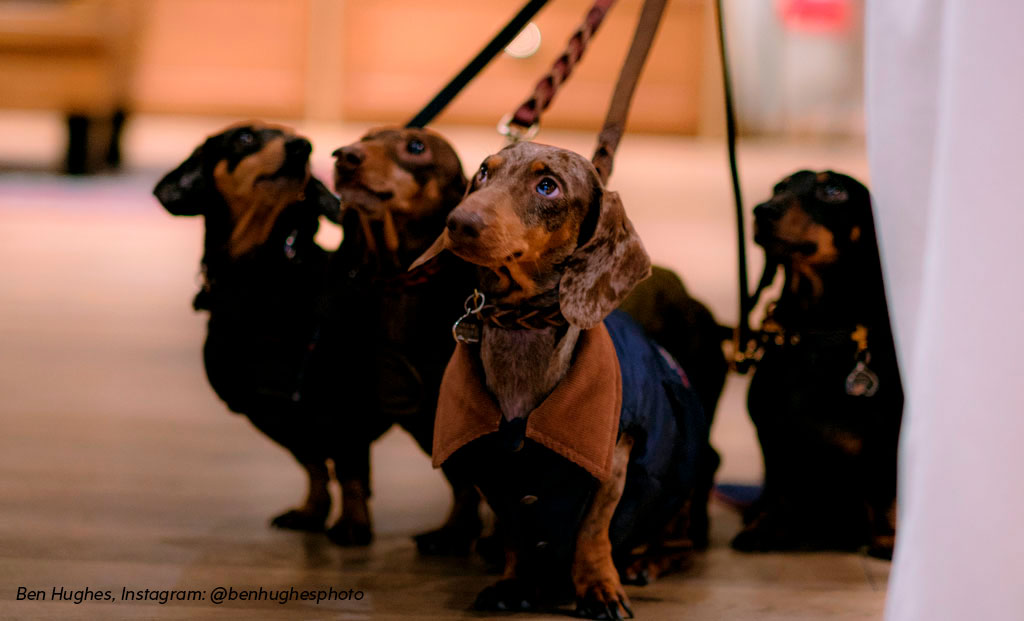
[434, 311, 709, 579]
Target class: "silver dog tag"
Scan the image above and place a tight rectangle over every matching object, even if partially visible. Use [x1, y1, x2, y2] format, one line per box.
[453, 316, 481, 344]
[845, 361, 880, 397]
[452, 290, 486, 345]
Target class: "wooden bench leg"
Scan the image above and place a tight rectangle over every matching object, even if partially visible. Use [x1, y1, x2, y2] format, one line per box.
[65, 109, 126, 174]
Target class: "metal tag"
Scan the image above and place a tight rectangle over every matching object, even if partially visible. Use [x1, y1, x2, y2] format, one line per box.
[452, 290, 486, 344]
[453, 316, 481, 344]
[845, 361, 880, 397]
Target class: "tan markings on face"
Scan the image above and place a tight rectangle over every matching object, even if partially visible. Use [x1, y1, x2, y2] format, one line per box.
[529, 160, 546, 173]
[816, 172, 829, 183]
[341, 140, 422, 215]
[485, 155, 504, 169]
[770, 204, 839, 299]
[212, 136, 309, 257]
[337, 129, 463, 226]
[797, 224, 839, 266]
[850, 225, 862, 242]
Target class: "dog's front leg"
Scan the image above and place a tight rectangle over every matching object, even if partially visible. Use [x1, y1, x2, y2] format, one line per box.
[327, 444, 374, 546]
[270, 460, 331, 531]
[573, 434, 634, 620]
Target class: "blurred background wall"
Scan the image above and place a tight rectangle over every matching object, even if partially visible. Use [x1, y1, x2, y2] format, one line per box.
[0, 0, 864, 140]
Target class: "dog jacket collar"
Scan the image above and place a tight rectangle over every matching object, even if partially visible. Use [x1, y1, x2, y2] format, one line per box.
[432, 322, 623, 481]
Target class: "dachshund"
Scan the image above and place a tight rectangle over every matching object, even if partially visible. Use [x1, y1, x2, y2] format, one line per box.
[154, 121, 347, 534]
[327, 127, 483, 552]
[414, 141, 713, 618]
[732, 170, 903, 559]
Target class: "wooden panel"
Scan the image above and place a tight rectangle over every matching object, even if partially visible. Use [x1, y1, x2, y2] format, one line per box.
[132, 0, 310, 117]
[340, 0, 708, 133]
[0, 0, 139, 115]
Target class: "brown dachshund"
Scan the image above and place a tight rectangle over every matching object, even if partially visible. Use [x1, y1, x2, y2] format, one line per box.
[417, 142, 712, 619]
[327, 127, 483, 552]
[154, 121, 346, 533]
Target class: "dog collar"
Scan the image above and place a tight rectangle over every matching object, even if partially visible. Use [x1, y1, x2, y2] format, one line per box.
[451, 290, 568, 344]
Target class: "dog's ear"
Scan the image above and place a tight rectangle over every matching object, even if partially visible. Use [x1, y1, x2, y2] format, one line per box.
[154, 145, 208, 216]
[305, 176, 341, 224]
[559, 188, 651, 329]
[409, 230, 448, 271]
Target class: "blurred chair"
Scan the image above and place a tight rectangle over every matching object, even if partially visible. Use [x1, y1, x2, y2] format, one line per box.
[0, 0, 140, 173]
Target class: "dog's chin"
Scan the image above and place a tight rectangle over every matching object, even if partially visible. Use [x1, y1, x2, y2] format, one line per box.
[335, 184, 394, 213]
[446, 240, 507, 269]
[756, 232, 819, 262]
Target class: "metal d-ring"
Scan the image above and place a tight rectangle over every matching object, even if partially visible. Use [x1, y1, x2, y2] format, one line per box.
[497, 114, 540, 143]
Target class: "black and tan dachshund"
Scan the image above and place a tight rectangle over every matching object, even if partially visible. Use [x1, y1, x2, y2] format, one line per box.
[733, 170, 903, 559]
[154, 121, 346, 533]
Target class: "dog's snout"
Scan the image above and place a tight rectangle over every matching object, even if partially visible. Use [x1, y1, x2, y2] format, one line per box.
[446, 210, 483, 239]
[754, 201, 783, 221]
[333, 145, 365, 172]
[285, 137, 312, 161]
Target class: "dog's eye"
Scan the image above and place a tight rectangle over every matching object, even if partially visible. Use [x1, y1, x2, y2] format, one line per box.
[237, 131, 255, 147]
[819, 184, 849, 203]
[536, 177, 559, 198]
[478, 164, 488, 182]
[406, 139, 426, 155]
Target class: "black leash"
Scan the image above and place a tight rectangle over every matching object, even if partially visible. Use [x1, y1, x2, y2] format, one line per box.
[713, 0, 755, 373]
[406, 0, 551, 128]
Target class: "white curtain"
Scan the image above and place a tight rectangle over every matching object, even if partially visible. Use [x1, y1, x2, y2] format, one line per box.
[865, 1, 1024, 619]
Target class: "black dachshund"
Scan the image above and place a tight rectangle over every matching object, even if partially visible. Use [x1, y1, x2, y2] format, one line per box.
[733, 170, 903, 559]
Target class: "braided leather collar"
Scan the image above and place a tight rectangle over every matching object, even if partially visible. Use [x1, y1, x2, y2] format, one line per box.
[476, 303, 567, 330]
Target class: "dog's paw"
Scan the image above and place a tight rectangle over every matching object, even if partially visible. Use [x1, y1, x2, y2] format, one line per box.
[326, 518, 373, 547]
[620, 543, 693, 587]
[413, 525, 476, 557]
[867, 534, 895, 560]
[574, 579, 633, 620]
[269, 509, 327, 532]
[731, 509, 795, 552]
[474, 533, 506, 569]
[473, 579, 540, 612]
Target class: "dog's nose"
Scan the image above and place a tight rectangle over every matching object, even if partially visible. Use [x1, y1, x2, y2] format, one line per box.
[446, 210, 482, 239]
[753, 201, 783, 221]
[332, 145, 365, 173]
[285, 137, 312, 160]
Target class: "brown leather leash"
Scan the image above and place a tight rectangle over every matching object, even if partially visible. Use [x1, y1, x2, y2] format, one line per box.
[500, 0, 618, 140]
[591, 0, 668, 184]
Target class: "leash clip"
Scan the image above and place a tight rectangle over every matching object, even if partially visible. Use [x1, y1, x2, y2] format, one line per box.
[452, 289, 487, 344]
[497, 114, 539, 143]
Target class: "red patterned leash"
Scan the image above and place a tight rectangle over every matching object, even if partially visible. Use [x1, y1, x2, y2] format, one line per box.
[499, 0, 618, 141]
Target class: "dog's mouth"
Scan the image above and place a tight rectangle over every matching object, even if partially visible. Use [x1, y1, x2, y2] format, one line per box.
[336, 183, 396, 216]
[254, 158, 311, 185]
[754, 225, 819, 258]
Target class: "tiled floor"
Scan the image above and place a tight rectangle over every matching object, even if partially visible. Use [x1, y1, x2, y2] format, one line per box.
[0, 112, 887, 619]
